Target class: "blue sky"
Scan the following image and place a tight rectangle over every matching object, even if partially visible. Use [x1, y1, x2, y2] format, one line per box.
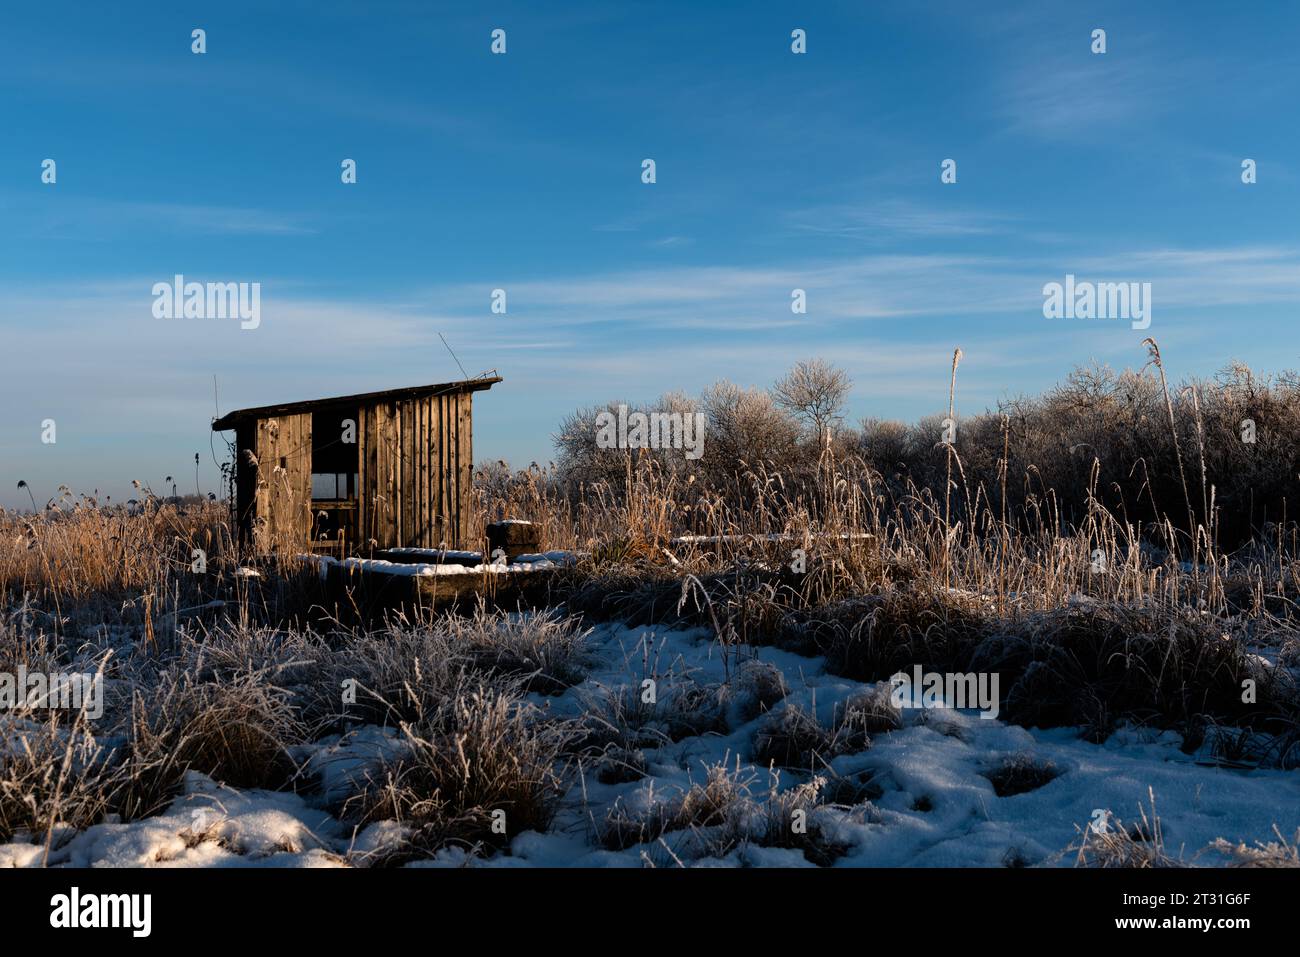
[2, 1, 1298, 508]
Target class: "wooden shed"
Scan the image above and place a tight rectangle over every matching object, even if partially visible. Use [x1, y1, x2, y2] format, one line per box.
[212, 375, 501, 555]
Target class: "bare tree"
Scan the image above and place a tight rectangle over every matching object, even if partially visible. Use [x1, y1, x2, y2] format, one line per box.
[771, 359, 852, 444]
[552, 391, 700, 490]
[701, 380, 801, 475]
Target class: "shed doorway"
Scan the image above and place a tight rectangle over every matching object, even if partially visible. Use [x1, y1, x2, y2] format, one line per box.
[309, 408, 359, 554]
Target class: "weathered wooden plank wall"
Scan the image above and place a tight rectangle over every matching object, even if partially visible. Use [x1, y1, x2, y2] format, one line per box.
[437, 394, 451, 546]
[369, 401, 399, 549]
[252, 412, 312, 553]
[398, 400, 409, 545]
[351, 392, 476, 551]
[460, 392, 473, 546]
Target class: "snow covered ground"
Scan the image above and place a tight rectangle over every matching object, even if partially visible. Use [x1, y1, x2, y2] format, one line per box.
[4, 617, 1295, 868]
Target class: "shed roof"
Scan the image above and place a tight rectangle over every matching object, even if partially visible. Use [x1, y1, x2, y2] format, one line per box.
[211, 376, 502, 430]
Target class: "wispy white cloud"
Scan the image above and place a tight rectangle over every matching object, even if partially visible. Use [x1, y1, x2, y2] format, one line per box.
[5, 194, 316, 239]
[787, 199, 1014, 240]
[996, 56, 1175, 139]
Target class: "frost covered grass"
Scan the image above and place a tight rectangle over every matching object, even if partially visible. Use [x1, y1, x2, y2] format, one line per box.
[3, 494, 1299, 870]
[1069, 788, 1183, 868]
[2, 603, 1297, 867]
[1210, 827, 1300, 867]
[594, 760, 858, 867]
[750, 688, 897, 773]
[4, 357, 1300, 866]
[341, 673, 580, 864]
[539, 463, 1300, 755]
[0, 605, 593, 863]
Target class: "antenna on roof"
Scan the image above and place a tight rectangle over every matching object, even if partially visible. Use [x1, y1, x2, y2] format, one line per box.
[438, 332, 470, 382]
